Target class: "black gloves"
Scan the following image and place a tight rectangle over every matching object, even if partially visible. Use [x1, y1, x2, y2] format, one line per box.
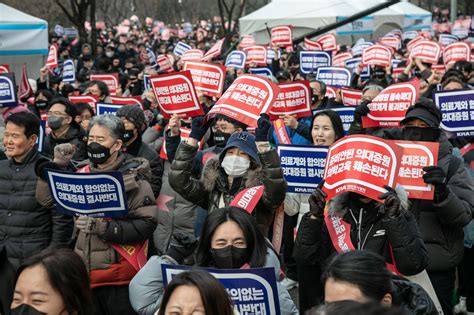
[255, 113, 271, 142]
[189, 116, 209, 141]
[354, 100, 371, 119]
[423, 166, 449, 200]
[166, 232, 198, 264]
[34, 158, 62, 181]
[378, 185, 401, 218]
[308, 180, 327, 218]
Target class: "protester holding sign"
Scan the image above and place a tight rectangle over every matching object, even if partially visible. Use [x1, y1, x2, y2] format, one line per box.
[0, 112, 73, 269]
[130, 207, 298, 314]
[36, 115, 158, 314]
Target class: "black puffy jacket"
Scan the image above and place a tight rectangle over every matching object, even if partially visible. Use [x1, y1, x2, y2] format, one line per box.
[0, 149, 73, 269]
[392, 277, 438, 315]
[42, 124, 88, 165]
[169, 142, 287, 236]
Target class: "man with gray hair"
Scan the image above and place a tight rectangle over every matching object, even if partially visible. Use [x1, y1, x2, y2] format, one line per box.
[36, 114, 158, 314]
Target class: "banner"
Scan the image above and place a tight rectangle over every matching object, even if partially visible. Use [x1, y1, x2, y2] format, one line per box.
[345, 57, 370, 80]
[406, 36, 425, 52]
[183, 61, 226, 97]
[331, 107, 356, 134]
[266, 47, 281, 64]
[316, 34, 337, 51]
[96, 102, 124, 115]
[207, 74, 280, 127]
[249, 67, 273, 78]
[64, 28, 78, 38]
[362, 44, 392, 67]
[332, 52, 352, 68]
[173, 41, 192, 56]
[202, 38, 224, 61]
[322, 135, 402, 201]
[362, 80, 420, 128]
[271, 25, 293, 47]
[299, 51, 332, 74]
[336, 16, 374, 35]
[352, 41, 373, 57]
[229, 185, 264, 214]
[340, 89, 362, 107]
[46, 45, 58, 69]
[443, 42, 471, 66]
[156, 55, 173, 72]
[225, 51, 246, 69]
[316, 67, 352, 88]
[109, 96, 143, 107]
[0, 73, 18, 107]
[18, 64, 33, 99]
[239, 35, 256, 49]
[439, 34, 459, 46]
[0, 65, 9, 74]
[181, 49, 204, 62]
[304, 38, 322, 51]
[149, 71, 203, 119]
[433, 89, 474, 137]
[62, 59, 75, 84]
[325, 86, 337, 99]
[69, 95, 98, 110]
[243, 46, 267, 66]
[269, 81, 311, 119]
[395, 140, 439, 200]
[380, 36, 401, 50]
[45, 169, 128, 217]
[162, 265, 281, 315]
[278, 145, 328, 193]
[90, 73, 119, 96]
[410, 40, 441, 64]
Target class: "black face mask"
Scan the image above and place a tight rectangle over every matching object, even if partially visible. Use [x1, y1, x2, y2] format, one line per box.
[35, 101, 48, 110]
[213, 131, 231, 147]
[402, 127, 441, 142]
[87, 142, 112, 164]
[211, 245, 249, 269]
[10, 304, 47, 315]
[123, 130, 135, 143]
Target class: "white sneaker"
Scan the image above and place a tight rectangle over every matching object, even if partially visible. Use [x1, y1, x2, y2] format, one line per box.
[454, 296, 467, 314]
[281, 277, 298, 290]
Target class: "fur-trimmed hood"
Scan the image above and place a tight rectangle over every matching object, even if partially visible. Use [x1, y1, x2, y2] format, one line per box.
[327, 185, 410, 218]
[201, 156, 265, 192]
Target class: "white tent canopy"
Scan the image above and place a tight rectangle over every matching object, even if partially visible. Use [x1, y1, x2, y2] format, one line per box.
[239, 0, 431, 45]
[0, 3, 48, 82]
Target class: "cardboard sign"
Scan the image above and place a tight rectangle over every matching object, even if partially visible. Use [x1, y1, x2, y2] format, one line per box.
[395, 140, 439, 200]
[202, 38, 224, 61]
[352, 41, 373, 57]
[410, 40, 441, 64]
[45, 169, 128, 218]
[239, 35, 256, 49]
[0, 64, 10, 74]
[362, 44, 392, 67]
[316, 34, 337, 51]
[439, 34, 459, 46]
[0, 73, 18, 107]
[340, 88, 362, 106]
[69, 95, 98, 110]
[332, 52, 352, 68]
[433, 89, 474, 137]
[109, 96, 143, 107]
[208, 74, 280, 127]
[156, 55, 173, 72]
[46, 45, 58, 69]
[380, 36, 401, 50]
[62, 59, 75, 83]
[269, 81, 311, 119]
[316, 67, 352, 88]
[322, 135, 402, 201]
[183, 61, 226, 97]
[181, 49, 204, 62]
[362, 80, 420, 128]
[96, 102, 124, 116]
[299, 51, 332, 74]
[271, 25, 293, 47]
[90, 73, 119, 96]
[443, 42, 471, 66]
[277, 145, 328, 193]
[304, 38, 322, 51]
[243, 46, 267, 66]
[162, 265, 281, 315]
[173, 41, 192, 56]
[225, 51, 247, 69]
[249, 67, 273, 78]
[149, 71, 203, 119]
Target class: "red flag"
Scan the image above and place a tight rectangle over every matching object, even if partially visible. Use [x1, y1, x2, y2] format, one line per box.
[19, 64, 33, 99]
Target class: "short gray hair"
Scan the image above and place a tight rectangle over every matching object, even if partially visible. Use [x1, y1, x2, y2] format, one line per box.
[88, 114, 124, 141]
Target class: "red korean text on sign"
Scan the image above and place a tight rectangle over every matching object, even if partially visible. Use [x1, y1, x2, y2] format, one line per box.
[443, 42, 471, 66]
[316, 34, 337, 51]
[0, 65, 10, 73]
[110, 96, 143, 108]
[69, 95, 98, 111]
[362, 44, 392, 67]
[183, 61, 226, 97]
[322, 135, 402, 201]
[271, 26, 293, 47]
[269, 80, 311, 120]
[380, 37, 401, 50]
[340, 88, 363, 107]
[304, 38, 322, 51]
[243, 46, 267, 66]
[362, 79, 420, 128]
[46, 45, 58, 69]
[149, 71, 204, 119]
[410, 40, 441, 64]
[181, 49, 204, 62]
[332, 52, 353, 68]
[207, 74, 280, 127]
[90, 73, 119, 96]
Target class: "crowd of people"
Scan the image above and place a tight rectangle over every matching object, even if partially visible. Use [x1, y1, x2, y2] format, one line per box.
[0, 8, 473, 315]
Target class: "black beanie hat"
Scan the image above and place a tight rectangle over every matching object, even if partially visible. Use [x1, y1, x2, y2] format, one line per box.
[116, 104, 146, 132]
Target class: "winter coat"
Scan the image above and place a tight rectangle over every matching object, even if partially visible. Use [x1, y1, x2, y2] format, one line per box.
[169, 142, 287, 236]
[0, 149, 73, 269]
[271, 116, 313, 146]
[392, 277, 438, 315]
[294, 189, 429, 276]
[42, 124, 88, 164]
[128, 247, 299, 315]
[36, 154, 158, 287]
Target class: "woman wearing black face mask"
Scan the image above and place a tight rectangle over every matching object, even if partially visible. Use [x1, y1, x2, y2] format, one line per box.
[29, 90, 53, 120]
[129, 207, 299, 315]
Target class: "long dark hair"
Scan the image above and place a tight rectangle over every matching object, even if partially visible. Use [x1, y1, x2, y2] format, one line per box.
[311, 110, 345, 144]
[158, 270, 234, 315]
[322, 251, 393, 302]
[15, 248, 93, 315]
[195, 207, 268, 268]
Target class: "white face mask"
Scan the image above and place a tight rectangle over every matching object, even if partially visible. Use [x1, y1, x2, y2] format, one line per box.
[221, 155, 250, 177]
[105, 51, 114, 58]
